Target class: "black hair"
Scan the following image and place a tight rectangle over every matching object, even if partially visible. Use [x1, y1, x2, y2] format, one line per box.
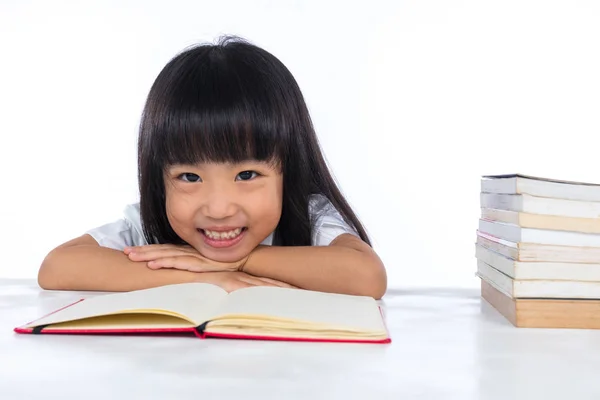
[137, 36, 371, 247]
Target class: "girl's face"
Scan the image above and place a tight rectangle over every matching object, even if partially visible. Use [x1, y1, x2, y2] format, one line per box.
[164, 161, 283, 262]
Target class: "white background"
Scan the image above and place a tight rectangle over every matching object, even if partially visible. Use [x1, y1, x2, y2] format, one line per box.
[1, 0, 599, 288]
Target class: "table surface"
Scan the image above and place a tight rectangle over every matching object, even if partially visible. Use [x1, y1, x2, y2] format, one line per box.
[2, 279, 600, 400]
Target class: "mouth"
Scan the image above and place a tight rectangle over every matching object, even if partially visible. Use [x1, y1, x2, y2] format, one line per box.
[197, 227, 247, 248]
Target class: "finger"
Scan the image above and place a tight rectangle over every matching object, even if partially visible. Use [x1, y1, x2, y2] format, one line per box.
[224, 280, 256, 292]
[147, 256, 209, 272]
[124, 244, 169, 254]
[238, 273, 298, 288]
[128, 247, 198, 262]
[131, 244, 196, 254]
[124, 244, 196, 256]
[237, 276, 281, 287]
[255, 277, 298, 288]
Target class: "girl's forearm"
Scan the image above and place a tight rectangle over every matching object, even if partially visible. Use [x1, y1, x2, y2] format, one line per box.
[38, 245, 199, 292]
[241, 244, 387, 299]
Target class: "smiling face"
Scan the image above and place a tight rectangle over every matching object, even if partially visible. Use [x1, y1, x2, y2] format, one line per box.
[163, 161, 283, 262]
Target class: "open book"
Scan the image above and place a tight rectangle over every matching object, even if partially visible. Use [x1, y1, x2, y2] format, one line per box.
[14, 283, 391, 344]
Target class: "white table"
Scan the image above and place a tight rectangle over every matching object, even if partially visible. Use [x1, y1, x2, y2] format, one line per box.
[2, 279, 600, 400]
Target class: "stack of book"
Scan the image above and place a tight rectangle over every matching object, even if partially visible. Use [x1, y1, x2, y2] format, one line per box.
[475, 173, 600, 329]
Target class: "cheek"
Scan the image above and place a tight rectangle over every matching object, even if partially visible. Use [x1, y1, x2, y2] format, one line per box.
[261, 195, 282, 220]
[165, 192, 194, 229]
[254, 180, 283, 222]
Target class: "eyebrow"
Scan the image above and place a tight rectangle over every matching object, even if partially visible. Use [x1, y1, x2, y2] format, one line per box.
[167, 160, 273, 169]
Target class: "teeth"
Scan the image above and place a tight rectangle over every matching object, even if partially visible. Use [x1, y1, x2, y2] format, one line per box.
[203, 228, 243, 240]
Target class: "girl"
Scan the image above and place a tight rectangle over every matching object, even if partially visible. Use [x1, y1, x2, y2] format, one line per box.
[38, 36, 387, 299]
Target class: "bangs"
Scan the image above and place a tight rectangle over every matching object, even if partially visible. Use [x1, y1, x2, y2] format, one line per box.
[147, 47, 287, 169]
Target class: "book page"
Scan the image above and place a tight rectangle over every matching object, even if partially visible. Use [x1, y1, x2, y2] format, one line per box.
[24, 283, 227, 328]
[211, 287, 387, 333]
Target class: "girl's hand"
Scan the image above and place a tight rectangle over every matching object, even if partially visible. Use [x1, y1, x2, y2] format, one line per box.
[124, 244, 247, 273]
[194, 271, 297, 292]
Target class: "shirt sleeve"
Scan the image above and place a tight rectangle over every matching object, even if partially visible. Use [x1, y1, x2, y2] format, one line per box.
[85, 204, 148, 250]
[309, 195, 360, 246]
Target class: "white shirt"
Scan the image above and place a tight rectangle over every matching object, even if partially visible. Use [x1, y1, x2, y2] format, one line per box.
[86, 194, 358, 250]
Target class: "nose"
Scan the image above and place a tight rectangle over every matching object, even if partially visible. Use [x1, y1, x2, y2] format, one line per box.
[199, 184, 238, 220]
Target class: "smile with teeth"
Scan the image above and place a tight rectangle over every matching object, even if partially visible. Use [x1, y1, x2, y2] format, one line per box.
[202, 228, 244, 240]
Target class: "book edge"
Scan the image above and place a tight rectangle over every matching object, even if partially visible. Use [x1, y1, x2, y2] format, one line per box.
[17, 298, 86, 329]
[203, 331, 391, 344]
[14, 303, 390, 343]
[13, 325, 388, 343]
[482, 173, 600, 187]
[14, 326, 200, 335]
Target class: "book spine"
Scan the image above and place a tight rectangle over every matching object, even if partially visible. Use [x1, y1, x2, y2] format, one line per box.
[195, 320, 210, 338]
[32, 324, 50, 334]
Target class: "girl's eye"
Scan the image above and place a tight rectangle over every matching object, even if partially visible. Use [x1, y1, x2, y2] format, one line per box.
[236, 171, 259, 181]
[179, 173, 202, 183]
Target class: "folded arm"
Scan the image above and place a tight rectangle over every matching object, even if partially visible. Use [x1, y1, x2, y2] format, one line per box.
[38, 235, 203, 292]
[241, 234, 387, 299]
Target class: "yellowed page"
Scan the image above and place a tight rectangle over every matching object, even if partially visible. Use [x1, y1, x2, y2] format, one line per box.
[24, 283, 227, 328]
[37, 314, 196, 331]
[210, 287, 387, 334]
